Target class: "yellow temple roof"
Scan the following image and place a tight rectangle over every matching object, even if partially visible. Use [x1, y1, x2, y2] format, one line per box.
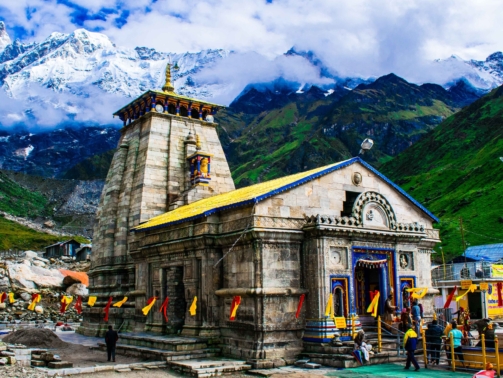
[132, 156, 438, 232]
[133, 158, 356, 232]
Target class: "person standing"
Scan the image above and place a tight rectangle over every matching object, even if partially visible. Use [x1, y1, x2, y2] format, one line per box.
[400, 307, 412, 333]
[411, 300, 421, 334]
[404, 324, 420, 371]
[105, 325, 119, 362]
[384, 294, 397, 330]
[425, 319, 444, 365]
[448, 322, 465, 367]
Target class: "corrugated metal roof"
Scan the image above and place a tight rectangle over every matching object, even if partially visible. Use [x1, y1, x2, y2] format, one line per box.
[464, 243, 503, 262]
[133, 157, 438, 232]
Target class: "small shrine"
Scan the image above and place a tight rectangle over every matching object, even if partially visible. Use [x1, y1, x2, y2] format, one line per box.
[187, 135, 213, 186]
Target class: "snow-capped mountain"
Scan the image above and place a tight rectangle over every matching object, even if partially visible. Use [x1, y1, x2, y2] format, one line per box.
[0, 21, 11, 51]
[434, 52, 503, 90]
[1, 21, 503, 132]
[0, 26, 230, 101]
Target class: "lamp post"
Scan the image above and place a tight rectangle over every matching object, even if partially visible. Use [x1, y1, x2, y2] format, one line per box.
[359, 138, 374, 156]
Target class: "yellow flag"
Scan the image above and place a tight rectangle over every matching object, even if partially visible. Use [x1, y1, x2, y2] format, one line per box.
[367, 292, 380, 317]
[88, 296, 97, 307]
[190, 296, 197, 316]
[407, 287, 428, 299]
[62, 296, 73, 305]
[8, 292, 15, 304]
[142, 298, 157, 315]
[28, 294, 41, 311]
[113, 296, 128, 308]
[324, 293, 333, 317]
[455, 284, 477, 302]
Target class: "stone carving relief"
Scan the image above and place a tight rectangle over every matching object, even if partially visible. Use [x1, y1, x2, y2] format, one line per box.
[352, 191, 397, 229]
[362, 203, 388, 228]
[328, 246, 348, 269]
[398, 251, 413, 270]
[352, 172, 363, 186]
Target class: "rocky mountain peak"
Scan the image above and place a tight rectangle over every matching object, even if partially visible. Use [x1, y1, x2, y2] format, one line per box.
[0, 21, 12, 52]
[486, 51, 503, 62]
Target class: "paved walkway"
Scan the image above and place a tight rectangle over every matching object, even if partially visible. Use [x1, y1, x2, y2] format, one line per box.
[55, 330, 103, 347]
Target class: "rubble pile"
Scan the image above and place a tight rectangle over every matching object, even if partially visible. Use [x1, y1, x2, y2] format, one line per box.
[0, 251, 90, 324]
[1, 330, 74, 370]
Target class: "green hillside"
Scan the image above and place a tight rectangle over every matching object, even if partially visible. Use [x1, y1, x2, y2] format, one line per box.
[220, 74, 462, 187]
[0, 171, 50, 217]
[62, 149, 115, 180]
[381, 85, 503, 260]
[0, 216, 89, 251]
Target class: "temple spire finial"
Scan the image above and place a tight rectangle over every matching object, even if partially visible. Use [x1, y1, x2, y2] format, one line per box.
[162, 62, 176, 94]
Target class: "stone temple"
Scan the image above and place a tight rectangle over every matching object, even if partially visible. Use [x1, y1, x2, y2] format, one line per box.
[80, 64, 441, 365]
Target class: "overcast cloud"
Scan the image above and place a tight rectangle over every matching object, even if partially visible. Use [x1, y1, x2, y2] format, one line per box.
[2, 0, 502, 79]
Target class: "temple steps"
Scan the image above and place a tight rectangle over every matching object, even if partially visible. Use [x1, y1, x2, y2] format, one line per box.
[117, 332, 212, 351]
[95, 342, 221, 361]
[168, 359, 252, 377]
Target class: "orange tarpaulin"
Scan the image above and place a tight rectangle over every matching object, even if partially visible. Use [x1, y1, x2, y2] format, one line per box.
[59, 270, 89, 287]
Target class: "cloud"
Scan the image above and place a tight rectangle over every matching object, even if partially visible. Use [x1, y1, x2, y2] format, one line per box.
[0, 84, 123, 130]
[2, 0, 503, 69]
[194, 52, 334, 104]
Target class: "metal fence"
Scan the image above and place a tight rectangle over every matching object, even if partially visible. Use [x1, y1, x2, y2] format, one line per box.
[432, 262, 494, 285]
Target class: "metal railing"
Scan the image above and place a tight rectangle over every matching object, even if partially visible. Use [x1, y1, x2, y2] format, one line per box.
[432, 262, 493, 284]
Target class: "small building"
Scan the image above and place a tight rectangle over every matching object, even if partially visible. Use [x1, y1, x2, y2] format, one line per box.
[76, 244, 92, 262]
[433, 243, 503, 320]
[44, 240, 81, 259]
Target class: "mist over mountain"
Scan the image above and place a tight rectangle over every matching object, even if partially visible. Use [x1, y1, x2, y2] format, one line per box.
[1, 22, 503, 133]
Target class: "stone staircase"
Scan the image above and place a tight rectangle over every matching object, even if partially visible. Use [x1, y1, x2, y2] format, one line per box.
[299, 323, 407, 368]
[169, 359, 252, 377]
[94, 332, 221, 362]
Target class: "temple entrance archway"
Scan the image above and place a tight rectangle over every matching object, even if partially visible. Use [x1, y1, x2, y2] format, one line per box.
[352, 247, 397, 317]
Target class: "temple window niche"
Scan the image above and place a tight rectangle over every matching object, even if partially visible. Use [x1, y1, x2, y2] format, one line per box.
[187, 134, 213, 186]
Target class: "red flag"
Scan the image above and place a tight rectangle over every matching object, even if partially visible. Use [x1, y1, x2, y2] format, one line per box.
[74, 296, 83, 314]
[296, 294, 305, 319]
[229, 296, 241, 321]
[0, 292, 6, 303]
[444, 286, 457, 309]
[103, 297, 113, 321]
[159, 297, 169, 322]
[498, 283, 503, 307]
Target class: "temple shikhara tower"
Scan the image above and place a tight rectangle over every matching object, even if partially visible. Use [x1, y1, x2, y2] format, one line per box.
[81, 63, 440, 367]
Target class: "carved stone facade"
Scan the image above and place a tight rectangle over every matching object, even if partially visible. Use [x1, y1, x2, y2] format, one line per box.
[82, 91, 441, 366]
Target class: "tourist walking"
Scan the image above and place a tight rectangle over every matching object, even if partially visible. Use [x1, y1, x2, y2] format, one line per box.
[425, 319, 444, 365]
[105, 325, 119, 362]
[404, 324, 420, 371]
[447, 321, 465, 367]
[411, 300, 421, 334]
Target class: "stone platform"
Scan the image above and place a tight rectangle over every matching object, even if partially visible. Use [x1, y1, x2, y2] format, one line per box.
[168, 358, 252, 377]
[93, 332, 221, 362]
